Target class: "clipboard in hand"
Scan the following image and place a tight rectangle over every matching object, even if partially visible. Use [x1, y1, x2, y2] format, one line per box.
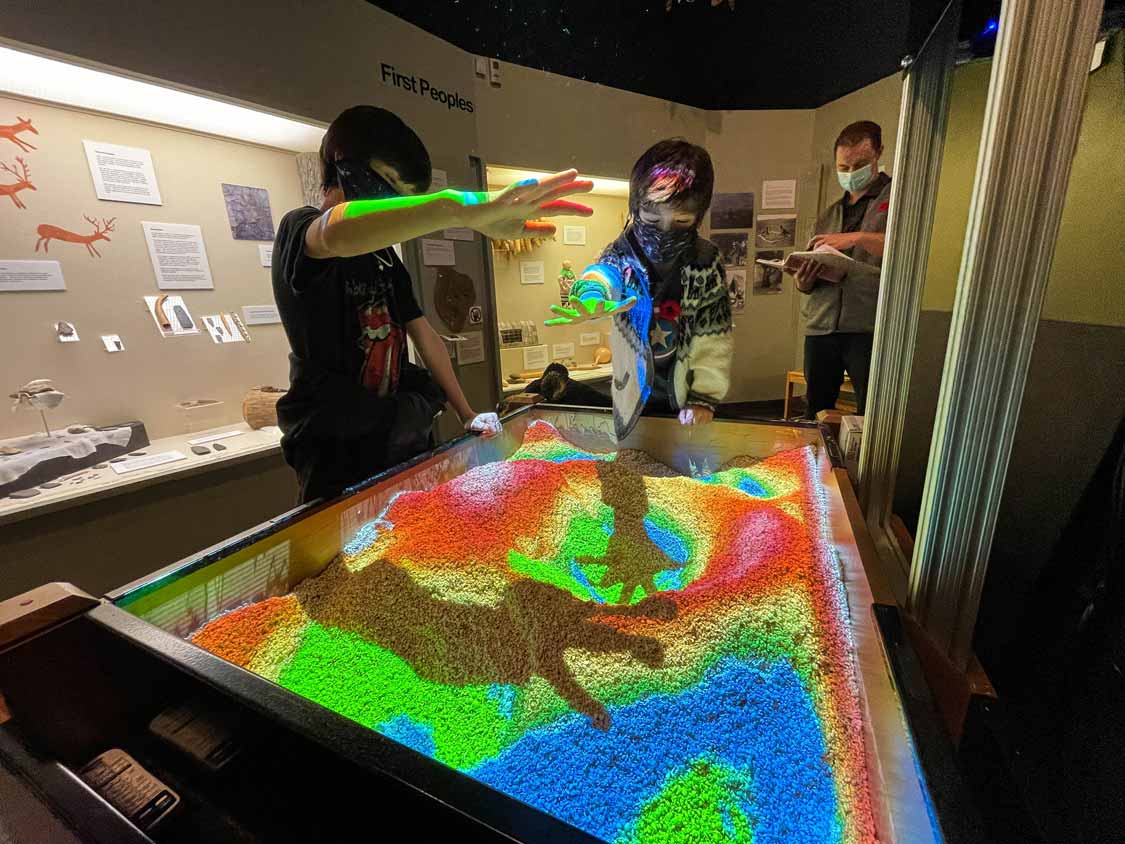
[786, 245, 880, 283]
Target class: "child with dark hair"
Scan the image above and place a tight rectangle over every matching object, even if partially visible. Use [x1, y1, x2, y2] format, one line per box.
[544, 139, 733, 439]
[273, 105, 593, 502]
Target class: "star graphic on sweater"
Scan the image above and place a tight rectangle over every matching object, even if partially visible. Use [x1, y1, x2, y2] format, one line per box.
[650, 322, 673, 350]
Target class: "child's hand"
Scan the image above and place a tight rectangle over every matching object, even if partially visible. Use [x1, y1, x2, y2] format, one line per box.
[462, 170, 593, 240]
[546, 293, 637, 326]
[464, 412, 502, 437]
[467, 413, 502, 437]
[679, 405, 714, 426]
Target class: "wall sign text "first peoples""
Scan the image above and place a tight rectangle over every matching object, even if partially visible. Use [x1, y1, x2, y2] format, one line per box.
[381, 64, 475, 114]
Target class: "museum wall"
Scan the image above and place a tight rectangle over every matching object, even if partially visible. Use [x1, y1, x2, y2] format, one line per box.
[1, 0, 847, 406]
[702, 109, 817, 401]
[0, 93, 301, 440]
[893, 42, 1125, 673]
[473, 61, 711, 180]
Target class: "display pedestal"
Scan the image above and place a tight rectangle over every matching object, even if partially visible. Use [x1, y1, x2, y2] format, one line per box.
[0, 422, 149, 498]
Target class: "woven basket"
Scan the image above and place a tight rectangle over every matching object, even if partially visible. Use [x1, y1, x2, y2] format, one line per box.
[242, 386, 286, 430]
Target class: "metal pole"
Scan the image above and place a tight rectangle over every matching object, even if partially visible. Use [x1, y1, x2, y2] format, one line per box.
[907, 0, 1105, 668]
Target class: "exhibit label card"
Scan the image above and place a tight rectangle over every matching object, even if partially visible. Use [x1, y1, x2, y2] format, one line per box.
[762, 179, 797, 210]
[523, 345, 548, 369]
[457, 331, 485, 365]
[110, 451, 186, 475]
[563, 225, 587, 245]
[242, 304, 281, 325]
[82, 140, 162, 205]
[520, 261, 545, 285]
[421, 238, 456, 266]
[258, 244, 273, 267]
[443, 227, 475, 241]
[0, 260, 65, 292]
[142, 222, 215, 290]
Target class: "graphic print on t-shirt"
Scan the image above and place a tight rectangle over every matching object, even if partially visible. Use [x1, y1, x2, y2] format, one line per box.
[358, 300, 404, 396]
[346, 250, 406, 397]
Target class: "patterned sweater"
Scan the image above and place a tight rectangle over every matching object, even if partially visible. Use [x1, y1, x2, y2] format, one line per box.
[573, 230, 733, 439]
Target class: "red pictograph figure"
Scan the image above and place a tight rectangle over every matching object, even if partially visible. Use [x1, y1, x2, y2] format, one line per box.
[0, 117, 38, 153]
[36, 215, 116, 258]
[0, 158, 35, 209]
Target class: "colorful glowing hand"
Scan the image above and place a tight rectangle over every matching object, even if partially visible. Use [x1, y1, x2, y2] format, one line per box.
[461, 169, 593, 239]
[545, 292, 638, 326]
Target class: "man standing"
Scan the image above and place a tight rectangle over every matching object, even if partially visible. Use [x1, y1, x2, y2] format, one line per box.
[791, 120, 890, 418]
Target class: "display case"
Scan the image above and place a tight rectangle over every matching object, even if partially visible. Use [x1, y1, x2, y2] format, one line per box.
[0, 407, 959, 843]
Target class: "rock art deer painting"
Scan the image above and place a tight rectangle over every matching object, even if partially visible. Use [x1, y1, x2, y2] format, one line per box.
[0, 117, 38, 153]
[36, 215, 117, 258]
[0, 158, 35, 209]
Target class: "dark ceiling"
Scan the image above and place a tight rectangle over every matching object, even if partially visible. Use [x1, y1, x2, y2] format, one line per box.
[367, 0, 959, 110]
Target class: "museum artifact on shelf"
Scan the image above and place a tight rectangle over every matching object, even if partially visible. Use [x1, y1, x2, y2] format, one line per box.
[2, 380, 149, 499]
[242, 386, 286, 430]
[9, 379, 65, 436]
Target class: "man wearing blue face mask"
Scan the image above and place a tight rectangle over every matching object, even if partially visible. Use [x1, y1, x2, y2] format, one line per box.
[789, 120, 890, 419]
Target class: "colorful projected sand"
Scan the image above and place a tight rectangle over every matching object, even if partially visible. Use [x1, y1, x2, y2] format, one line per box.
[192, 422, 877, 843]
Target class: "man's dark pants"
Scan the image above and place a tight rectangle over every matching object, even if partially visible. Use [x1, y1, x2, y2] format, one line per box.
[802, 332, 874, 418]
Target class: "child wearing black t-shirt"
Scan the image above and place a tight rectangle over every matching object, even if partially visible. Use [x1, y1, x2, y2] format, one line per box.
[273, 106, 593, 502]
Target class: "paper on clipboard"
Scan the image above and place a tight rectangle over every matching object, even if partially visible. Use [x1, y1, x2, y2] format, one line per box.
[754, 253, 841, 284]
[757, 245, 879, 284]
[789, 248, 880, 281]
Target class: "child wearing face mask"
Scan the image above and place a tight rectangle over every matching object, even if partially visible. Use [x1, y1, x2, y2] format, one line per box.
[544, 139, 733, 440]
[272, 106, 593, 502]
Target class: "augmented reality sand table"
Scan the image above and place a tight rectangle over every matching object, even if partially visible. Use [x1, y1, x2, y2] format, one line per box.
[192, 421, 876, 843]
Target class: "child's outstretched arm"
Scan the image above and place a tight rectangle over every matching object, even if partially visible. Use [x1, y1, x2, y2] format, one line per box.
[306, 170, 593, 259]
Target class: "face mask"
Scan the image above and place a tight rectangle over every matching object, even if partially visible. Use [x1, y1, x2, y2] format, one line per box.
[335, 158, 400, 201]
[631, 219, 698, 265]
[837, 164, 874, 194]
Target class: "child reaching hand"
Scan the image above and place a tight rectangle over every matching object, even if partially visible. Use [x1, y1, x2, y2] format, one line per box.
[545, 140, 733, 439]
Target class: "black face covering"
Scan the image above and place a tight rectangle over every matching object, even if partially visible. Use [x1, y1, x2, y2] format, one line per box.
[630, 219, 698, 265]
[335, 158, 400, 201]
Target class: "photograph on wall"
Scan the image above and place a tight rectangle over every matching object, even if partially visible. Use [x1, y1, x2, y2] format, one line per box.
[712, 232, 748, 267]
[756, 214, 797, 248]
[727, 269, 746, 312]
[709, 192, 754, 230]
[754, 249, 784, 295]
[221, 183, 275, 241]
